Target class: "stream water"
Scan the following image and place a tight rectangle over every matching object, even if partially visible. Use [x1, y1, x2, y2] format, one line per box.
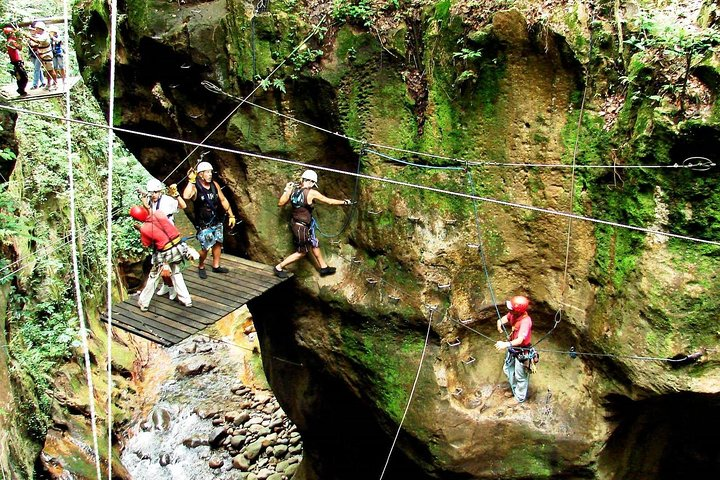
[120, 311, 302, 479]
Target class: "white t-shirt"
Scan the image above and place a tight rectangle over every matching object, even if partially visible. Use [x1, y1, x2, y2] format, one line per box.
[151, 195, 179, 223]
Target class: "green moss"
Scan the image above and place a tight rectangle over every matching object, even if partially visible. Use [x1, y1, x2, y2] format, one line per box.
[340, 326, 426, 422]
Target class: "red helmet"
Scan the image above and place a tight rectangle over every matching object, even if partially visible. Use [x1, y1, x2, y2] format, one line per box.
[506, 296, 530, 313]
[129, 205, 149, 222]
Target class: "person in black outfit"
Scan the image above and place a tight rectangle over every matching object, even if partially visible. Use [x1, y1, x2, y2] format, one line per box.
[274, 169, 351, 278]
[182, 161, 236, 279]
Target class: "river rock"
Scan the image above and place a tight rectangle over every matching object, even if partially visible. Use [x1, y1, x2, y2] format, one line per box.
[244, 439, 264, 460]
[209, 427, 228, 448]
[230, 435, 246, 449]
[150, 407, 172, 431]
[176, 358, 215, 377]
[256, 468, 274, 479]
[208, 456, 223, 469]
[272, 444, 288, 458]
[233, 454, 250, 470]
[159, 453, 172, 466]
[182, 436, 205, 448]
[285, 462, 299, 476]
[234, 411, 251, 425]
[267, 474, 284, 480]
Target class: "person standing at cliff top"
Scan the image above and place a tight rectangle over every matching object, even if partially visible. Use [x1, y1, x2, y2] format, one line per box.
[3, 26, 28, 96]
[26, 21, 56, 90]
[182, 161, 235, 279]
[274, 169, 352, 278]
[48, 27, 65, 88]
[495, 295, 534, 403]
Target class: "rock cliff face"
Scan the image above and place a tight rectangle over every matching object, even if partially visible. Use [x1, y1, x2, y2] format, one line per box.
[74, 1, 720, 478]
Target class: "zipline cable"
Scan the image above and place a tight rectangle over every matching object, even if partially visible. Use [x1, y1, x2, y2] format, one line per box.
[210, 92, 715, 171]
[106, 1, 119, 476]
[162, 13, 329, 184]
[2, 104, 719, 247]
[61, 0, 102, 475]
[379, 307, 434, 480]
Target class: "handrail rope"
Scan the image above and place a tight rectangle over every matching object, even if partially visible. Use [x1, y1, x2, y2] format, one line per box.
[365, 148, 464, 170]
[209, 91, 715, 171]
[161, 13, 329, 184]
[0, 207, 123, 279]
[378, 307, 434, 480]
[445, 313, 705, 363]
[2, 104, 719, 246]
[106, 1, 119, 477]
[326, 249, 709, 365]
[466, 169, 504, 330]
[62, 0, 101, 476]
[314, 150, 363, 238]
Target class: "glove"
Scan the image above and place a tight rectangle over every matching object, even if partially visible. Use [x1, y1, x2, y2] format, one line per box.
[343, 199, 353, 205]
[187, 168, 197, 184]
[167, 183, 179, 197]
[228, 215, 236, 228]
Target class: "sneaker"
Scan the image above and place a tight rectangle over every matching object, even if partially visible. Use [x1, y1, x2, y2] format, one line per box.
[212, 266, 229, 273]
[138, 304, 149, 312]
[198, 268, 207, 279]
[169, 291, 177, 301]
[319, 266, 336, 276]
[274, 266, 288, 278]
[181, 302, 192, 308]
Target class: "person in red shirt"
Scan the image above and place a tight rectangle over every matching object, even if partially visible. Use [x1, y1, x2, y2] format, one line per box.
[495, 295, 533, 403]
[130, 206, 193, 311]
[3, 26, 28, 96]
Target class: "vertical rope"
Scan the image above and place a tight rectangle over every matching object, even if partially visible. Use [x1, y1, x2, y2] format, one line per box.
[62, 1, 102, 477]
[466, 170, 504, 327]
[378, 308, 434, 479]
[106, 1, 119, 478]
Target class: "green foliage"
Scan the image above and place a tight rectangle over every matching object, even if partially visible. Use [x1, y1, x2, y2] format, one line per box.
[0, 183, 30, 242]
[332, 0, 375, 28]
[623, 10, 720, 111]
[8, 291, 80, 439]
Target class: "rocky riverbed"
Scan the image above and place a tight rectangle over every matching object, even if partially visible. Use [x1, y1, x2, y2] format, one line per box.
[120, 309, 302, 479]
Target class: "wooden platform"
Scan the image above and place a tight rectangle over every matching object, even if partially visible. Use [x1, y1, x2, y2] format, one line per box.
[1, 75, 81, 102]
[102, 255, 292, 346]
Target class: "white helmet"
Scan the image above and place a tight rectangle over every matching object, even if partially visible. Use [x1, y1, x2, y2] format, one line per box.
[301, 169, 318, 184]
[34, 21, 46, 30]
[146, 178, 163, 192]
[196, 161, 213, 173]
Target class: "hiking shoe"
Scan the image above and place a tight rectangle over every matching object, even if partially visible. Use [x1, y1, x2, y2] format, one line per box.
[198, 267, 207, 279]
[319, 266, 336, 276]
[274, 266, 288, 278]
[212, 266, 229, 273]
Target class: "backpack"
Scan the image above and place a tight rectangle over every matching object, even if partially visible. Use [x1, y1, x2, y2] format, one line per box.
[290, 187, 306, 209]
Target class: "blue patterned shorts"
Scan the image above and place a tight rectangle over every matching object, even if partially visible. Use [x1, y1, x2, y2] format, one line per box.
[197, 224, 223, 251]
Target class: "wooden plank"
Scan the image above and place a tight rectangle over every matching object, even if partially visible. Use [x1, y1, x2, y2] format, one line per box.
[114, 304, 193, 340]
[222, 265, 282, 289]
[138, 300, 215, 329]
[206, 266, 281, 292]
[224, 256, 282, 277]
[184, 274, 265, 300]
[222, 257, 285, 281]
[111, 310, 186, 344]
[101, 316, 172, 346]
[146, 296, 221, 323]
[182, 279, 255, 307]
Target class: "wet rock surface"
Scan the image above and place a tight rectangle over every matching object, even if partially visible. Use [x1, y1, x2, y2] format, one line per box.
[121, 332, 302, 479]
